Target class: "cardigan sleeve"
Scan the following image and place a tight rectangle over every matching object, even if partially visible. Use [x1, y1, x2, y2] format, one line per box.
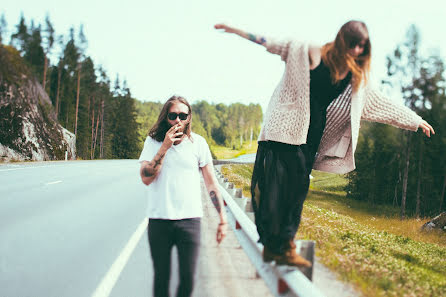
[361, 85, 423, 131]
[265, 38, 292, 62]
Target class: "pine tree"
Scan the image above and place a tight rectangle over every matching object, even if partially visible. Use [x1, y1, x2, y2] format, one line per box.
[0, 13, 7, 45]
[10, 14, 29, 53]
[42, 14, 55, 91]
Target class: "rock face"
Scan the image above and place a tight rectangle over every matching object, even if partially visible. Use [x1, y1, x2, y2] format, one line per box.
[421, 212, 446, 232]
[0, 45, 75, 161]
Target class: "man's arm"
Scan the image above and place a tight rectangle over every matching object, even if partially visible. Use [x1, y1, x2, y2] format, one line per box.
[140, 147, 168, 186]
[201, 163, 228, 243]
[214, 24, 267, 46]
[140, 124, 184, 186]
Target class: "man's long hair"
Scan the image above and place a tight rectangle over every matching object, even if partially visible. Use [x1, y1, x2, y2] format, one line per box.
[321, 20, 371, 92]
[148, 96, 192, 142]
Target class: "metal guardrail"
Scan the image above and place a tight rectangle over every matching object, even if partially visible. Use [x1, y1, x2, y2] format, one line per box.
[214, 167, 325, 297]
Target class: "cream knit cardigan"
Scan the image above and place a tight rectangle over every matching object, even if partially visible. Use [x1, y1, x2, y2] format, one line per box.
[258, 39, 423, 174]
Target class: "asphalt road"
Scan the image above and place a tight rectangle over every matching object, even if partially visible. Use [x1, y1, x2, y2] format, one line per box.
[0, 160, 273, 297]
[0, 160, 151, 297]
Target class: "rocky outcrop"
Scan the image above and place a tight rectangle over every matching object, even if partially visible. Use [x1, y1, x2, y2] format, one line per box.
[420, 212, 446, 232]
[0, 45, 75, 161]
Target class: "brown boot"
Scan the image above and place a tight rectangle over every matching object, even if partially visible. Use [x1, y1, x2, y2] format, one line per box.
[263, 242, 312, 268]
[275, 247, 312, 268]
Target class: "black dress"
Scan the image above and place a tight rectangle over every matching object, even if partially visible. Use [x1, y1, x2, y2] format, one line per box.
[251, 59, 351, 253]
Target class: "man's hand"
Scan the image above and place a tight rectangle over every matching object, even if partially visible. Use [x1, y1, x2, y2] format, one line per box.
[216, 222, 227, 244]
[162, 124, 183, 149]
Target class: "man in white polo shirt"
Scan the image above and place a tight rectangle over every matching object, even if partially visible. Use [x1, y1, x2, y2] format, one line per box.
[139, 96, 227, 297]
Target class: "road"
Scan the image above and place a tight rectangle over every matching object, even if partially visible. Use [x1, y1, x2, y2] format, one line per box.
[0, 160, 272, 297]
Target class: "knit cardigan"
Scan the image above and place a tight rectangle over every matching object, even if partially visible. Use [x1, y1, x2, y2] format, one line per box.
[258, 39, 423, 174]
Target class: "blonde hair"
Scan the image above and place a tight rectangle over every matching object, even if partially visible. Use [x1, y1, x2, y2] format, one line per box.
[321, 20, 371, 92]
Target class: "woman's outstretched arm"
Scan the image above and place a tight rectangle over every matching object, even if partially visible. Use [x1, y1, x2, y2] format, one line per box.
[214, 24, 267, 46]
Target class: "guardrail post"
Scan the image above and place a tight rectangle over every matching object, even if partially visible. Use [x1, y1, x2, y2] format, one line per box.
[245, 200, 255, 223]
[296, 240, 315, 281]
[278, 279, 289, 294]
[233, 188, 247, 210]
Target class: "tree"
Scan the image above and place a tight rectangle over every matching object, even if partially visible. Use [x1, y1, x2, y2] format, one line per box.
[74, 24, 88, 138]
[23, 22, 45, 82]
[0, 13, 7, 45]
[10, 14, 28, 53]
[42, 14, 55, 91]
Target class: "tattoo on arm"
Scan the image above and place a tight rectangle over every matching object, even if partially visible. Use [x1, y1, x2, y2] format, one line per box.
[142, 152, 166, 177]
[153, 152, 165, 169]
[210, 190, 222, 213]
[247, 33, 266, 45]
[143, 166, 154, 177]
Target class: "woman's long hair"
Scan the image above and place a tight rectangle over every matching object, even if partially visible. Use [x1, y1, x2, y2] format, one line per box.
[148, 96, 192, 142]
[321, 20, 371, 92]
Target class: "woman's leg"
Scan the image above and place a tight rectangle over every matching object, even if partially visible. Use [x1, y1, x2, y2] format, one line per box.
[148, 219, 174, 297]
[251, 142, 267, 242]
[251, 142, 311, 264]
[173, 218, 201, 297]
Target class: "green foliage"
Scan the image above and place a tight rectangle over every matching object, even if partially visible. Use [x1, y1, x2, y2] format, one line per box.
[221, 164, 254, 197]
[135, 100, 263, 154]
[299, 204, 446, 297]
[0, 45, 31, 85]
[349, 25, 446, 217]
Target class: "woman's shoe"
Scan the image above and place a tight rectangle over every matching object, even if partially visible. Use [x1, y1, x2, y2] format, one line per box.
[275, 248, 312, 268]
[262, 244, 312, 268]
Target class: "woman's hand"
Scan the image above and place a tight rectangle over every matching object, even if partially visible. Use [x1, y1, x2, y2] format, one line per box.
[162, 124, 183, 149]
[216, 221, 228, 244]
[419, 120, 435, 137]
[214, 23, 236, 34]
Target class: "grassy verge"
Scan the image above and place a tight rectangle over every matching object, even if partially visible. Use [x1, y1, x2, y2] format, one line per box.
[221, 164, 254, 197]
[220, 165, 446, 296]
[211, 141, 258, 160]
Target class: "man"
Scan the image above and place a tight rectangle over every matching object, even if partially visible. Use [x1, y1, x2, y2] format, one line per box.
[139, 95, 227, 297]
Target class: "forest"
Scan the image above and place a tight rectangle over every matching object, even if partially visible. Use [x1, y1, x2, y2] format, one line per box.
[0, 14, 445, 217]
[0, 14, 263, 160]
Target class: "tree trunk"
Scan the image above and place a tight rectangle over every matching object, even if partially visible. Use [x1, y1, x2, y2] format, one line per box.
[415, 139, 423, 218]
[92, 111, 100, 159]
[74, 63, 81, 137]
[90, 107, 95, 160]
[401, 132, 412, 220]
[440, 172, 446, 213]
[43, 55, 48, 91]
[100, 99, 104, 159]
[55, 65, 61, 120]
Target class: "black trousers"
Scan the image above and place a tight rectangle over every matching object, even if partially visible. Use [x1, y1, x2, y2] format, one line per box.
[251, 141, 311, 254]
[148, 218, 201, 297]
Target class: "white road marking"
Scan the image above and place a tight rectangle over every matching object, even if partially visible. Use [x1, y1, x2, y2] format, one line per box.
[91, 218, 148, 297]
[45, 180, 62, 185]
[0, 165, 55, 172]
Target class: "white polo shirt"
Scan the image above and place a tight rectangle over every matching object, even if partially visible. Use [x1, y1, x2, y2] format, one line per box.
[138, 132, 213, 220]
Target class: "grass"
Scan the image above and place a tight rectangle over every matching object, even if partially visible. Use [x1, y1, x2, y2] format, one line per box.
[211, 141, 258, 160]
[221, 164, 254, 197]
[220, 165, 446, 297]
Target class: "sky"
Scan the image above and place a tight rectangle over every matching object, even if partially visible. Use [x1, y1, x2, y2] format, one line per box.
[2, 0, 446, 111]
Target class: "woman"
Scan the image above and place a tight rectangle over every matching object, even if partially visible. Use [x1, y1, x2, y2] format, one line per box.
[139, 96, 227, 297]
[215, 21, 434, 267]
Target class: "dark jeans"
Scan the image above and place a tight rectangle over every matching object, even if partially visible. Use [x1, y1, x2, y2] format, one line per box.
[148, 218, 201, 297]
[251, 141, 310, 254]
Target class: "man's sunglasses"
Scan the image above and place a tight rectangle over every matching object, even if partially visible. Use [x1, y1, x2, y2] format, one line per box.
[167, 112, 189, 121]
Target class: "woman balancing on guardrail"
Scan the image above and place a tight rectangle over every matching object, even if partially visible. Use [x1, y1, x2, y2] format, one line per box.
[215, 21, 434, 268]
[138, 96, 227, 297]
